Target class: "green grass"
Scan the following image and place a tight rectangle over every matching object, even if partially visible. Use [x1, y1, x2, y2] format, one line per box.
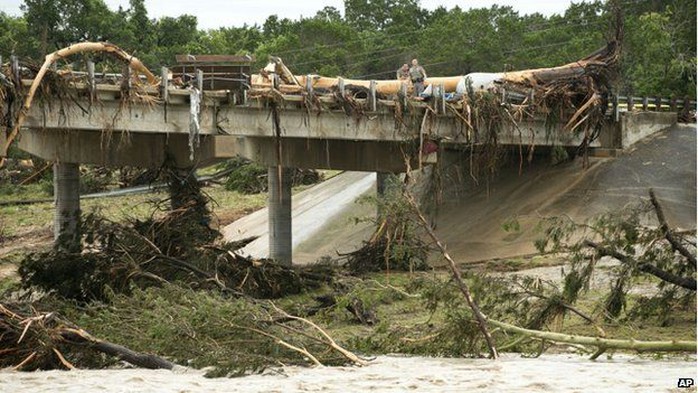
[0, 182, 50, 203]
[0, 172, 334, 238]
[0, 184, 269, 238]
[1, 167, 343, 238]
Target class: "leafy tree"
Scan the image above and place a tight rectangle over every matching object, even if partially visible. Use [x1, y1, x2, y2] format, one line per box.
[21, 0, 60, 55]
[535, 190, 696, 323]
[0, 12, 37, 57]
[127, 0, 155, 56]
[153, 15, 199, 65]
[262, 15, 294, 39]
[195, 26, 261, 57]
[344, 0, 426, 31]
[621, 2, 696, 97]
[22, 0, 123, 54]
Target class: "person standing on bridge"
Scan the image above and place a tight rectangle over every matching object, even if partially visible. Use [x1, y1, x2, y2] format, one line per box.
[409, 59, 427, 96]
[396, 63, 410, 82]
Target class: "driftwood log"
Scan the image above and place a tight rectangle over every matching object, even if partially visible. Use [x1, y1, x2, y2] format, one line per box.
[59, 328, 174, 370]
[487, 318, 696, 358]
[0, 303, 174, 370]
[251, 38, 619, 99]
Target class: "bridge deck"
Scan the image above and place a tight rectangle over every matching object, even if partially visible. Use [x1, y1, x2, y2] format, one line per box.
[6, 79, 675, 171]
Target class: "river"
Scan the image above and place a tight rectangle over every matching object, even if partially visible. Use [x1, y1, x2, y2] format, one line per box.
[2, 354, 695, 392]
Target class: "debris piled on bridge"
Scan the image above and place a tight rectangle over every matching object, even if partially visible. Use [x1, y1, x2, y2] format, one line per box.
[0, 42, 158, 167]
[250, 33, 620, 132]
[249, 28, 621, 174]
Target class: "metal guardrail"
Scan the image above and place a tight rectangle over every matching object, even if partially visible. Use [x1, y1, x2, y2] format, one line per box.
[608, 95, 696, 121]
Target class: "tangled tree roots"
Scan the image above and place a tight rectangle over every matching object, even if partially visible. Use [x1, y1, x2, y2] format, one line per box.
[18, 167, 336, 301]
[18, 212, 335, 301]
[343, 189, 431, 275]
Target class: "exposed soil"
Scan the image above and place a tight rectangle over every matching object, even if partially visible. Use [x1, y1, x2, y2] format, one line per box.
[0, 227, 52, 259]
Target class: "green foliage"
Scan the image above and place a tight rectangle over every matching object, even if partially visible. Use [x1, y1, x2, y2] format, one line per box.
[78, 166, 112, 194]
[0, 11, 36, 56]
[222, 157, 267, 194]
[221, 157, 322, 194]
[345, 181, 430, 275]
[19, 250, 122, 301]
[620, 0, 697, 97]
[501, 217, 521, 233]
[550, 145, 570, 165]
[350, 273, 549, 357]
[50, 285, 349, 375]
[535, 197, 696, 322]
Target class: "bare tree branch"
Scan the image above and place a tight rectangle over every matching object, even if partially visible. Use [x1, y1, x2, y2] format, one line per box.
[649, 188, 696, 267]
[584, 240, 696, 291]
[404, 192, 499, 359]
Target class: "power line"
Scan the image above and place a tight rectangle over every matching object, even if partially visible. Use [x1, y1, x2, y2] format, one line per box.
[269, 5, 620, 58]
[289, 44, 416, 68]
[283, 18, 606, 72]
[348, 35, 599, 79]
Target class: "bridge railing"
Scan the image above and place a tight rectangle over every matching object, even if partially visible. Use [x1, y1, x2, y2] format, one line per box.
[608, 94, 696, 120]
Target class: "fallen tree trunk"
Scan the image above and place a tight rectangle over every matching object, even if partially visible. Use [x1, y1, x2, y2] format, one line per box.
[488, 318, 696, 353]
[0, 303, 175, 370]
[404, 192, 498, 359]
[583, 240, 697, 291]
[649, 188, 697, 267]
[1, 42, 157, 165]
[252, 40, 619, 97]
[59, 328, 174, 370]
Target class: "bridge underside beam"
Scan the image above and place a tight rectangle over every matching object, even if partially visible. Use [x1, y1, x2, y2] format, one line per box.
[17, 128, 425, 172]
[23, 98, 424, 142]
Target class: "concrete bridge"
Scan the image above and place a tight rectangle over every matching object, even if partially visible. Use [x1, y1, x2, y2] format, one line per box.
[1, 77, 678, 263]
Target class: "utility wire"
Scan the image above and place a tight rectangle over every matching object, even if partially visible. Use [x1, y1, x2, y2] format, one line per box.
[349, 36, 599, 79]
[270, 7, 616, 58]
[285, 18, 605, 71]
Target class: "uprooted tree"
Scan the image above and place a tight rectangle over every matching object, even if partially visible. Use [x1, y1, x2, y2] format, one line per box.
[535, 188, 696, 324]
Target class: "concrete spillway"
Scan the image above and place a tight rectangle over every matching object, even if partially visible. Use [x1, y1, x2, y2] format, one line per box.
[432, 123, 695, 264]
[226, 124, 695, 265]
[223, 171, 377, 261]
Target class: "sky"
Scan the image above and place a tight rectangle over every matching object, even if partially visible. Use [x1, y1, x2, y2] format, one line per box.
[0, 0, 575, 30]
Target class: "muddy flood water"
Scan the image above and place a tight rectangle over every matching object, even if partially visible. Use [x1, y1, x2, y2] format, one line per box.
[2, 354, 696, 392]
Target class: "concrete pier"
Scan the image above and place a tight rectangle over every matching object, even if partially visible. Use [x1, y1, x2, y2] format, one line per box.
[376, 171, 390, 218]
[53, 162, 81, 251]
[268, 166, 293, 265]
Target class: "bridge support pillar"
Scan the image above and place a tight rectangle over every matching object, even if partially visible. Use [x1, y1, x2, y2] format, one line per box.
[376, 171, 390, 218]
[53, 162, 81, 252]
[268, 166, 292, 265]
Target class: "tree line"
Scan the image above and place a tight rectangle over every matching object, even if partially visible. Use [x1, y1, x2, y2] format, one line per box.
[0, 0, 694, 97]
